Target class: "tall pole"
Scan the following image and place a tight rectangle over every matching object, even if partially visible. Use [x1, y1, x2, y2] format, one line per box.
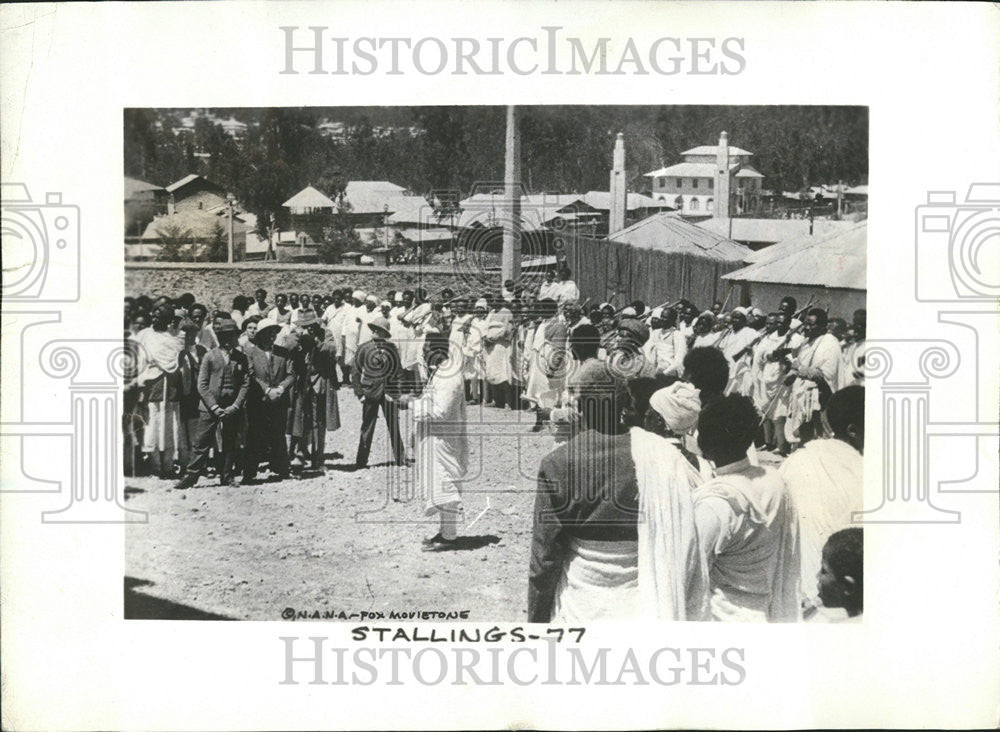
[502, 105, 521, 285]
[226, 193, 235, 263]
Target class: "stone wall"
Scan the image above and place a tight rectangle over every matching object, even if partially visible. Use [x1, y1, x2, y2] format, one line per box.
[124, 262, 486, 310]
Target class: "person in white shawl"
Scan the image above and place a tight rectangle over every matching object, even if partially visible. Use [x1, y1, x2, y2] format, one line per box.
[133, 304, 184, 476]
[786, 308, 843, 445]
[462, 299, 488, 404]
[529, 361, 708, 622]
[634, 382, 712, 620]
[779, 385, 863, 617]
[340, 290, 366, 375]
[693, 394, 801, 622]
[482, 294, 514, 408]
[401, 333, 469, 552]
[523, 298, 567, 430]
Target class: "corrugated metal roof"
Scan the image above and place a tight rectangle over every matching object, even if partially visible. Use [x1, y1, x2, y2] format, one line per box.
[642, 162, 740, 178]
[583, 191, 674, 211]
[697, 217, 856, 245]
[125, 177, 163, 197]
[342, 182, 421, 215]
[164, 173, 222, 194]
[722, 222, 866, 290]
[397, 228, 454, 242]
[140, 209, 247, 240]
[608, 213, 752, 262]
[681, 145, 753, 157]
[282, 185, 336, 209]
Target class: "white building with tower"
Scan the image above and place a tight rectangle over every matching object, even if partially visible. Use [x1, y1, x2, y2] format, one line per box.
[644, 132, 764, 217]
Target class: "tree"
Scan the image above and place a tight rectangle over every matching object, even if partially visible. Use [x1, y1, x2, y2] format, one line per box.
[318, 193, 360, 264]
[202, 220, 229, 262]
[155, 221, 191, 262]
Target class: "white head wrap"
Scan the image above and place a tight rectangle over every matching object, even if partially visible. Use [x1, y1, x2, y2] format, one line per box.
[649, 382, 702, 434]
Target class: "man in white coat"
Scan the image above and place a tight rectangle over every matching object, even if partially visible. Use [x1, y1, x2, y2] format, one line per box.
[402, 333, 470, 552]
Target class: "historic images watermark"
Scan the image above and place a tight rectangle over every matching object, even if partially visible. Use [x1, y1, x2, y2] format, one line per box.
[278, 27, 747, 77]
[279, 634, 747, 687]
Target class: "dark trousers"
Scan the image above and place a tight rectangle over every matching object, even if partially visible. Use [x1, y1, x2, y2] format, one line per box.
[185, 410, 241, 481]
[486, 381, 509, 409]
[355, 396, 404, 468]
[244, 400, 290, 478]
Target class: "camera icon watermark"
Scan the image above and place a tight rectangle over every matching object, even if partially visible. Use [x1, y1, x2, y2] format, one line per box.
[2, 183, 143, 523]
[914, 183, 1000, 302]
[1, 182, 81, 303]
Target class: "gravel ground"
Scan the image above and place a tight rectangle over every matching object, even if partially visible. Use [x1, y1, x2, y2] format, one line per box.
[124, 394, 784, 622]
[125, 394, 556, 621]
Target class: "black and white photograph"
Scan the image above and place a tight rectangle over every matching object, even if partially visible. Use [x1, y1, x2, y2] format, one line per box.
[4, 2, 998, 729]
[122, 104, 868, 624]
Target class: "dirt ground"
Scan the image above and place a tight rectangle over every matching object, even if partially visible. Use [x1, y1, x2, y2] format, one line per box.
[125, 394, 785, 622]
[125, 394, 556, 621]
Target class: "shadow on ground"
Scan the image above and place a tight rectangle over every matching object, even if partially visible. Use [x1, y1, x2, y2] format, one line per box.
[124, 577, 234, 620]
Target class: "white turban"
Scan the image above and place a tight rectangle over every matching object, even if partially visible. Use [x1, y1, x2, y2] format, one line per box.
[380, 300, 391, 309]
[365, 294, 378, 304]
[394, 292, 404, 303]
[352, 290, 366, 301]
[621, 306, 637, 317]
[650, 306, 665, 320]
[474, 298, 488, 310]
[649, 382, 702, 434]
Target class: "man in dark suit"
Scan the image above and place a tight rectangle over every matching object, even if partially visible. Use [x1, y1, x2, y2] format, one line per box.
[241, 318, 294, 483]
[174, 319, 254, 489]
[351, 316, 405, 469]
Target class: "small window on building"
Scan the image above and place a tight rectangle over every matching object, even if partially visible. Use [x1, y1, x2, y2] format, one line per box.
[707, 198, 714, 211]
[708, 178, 714, 189]
[692, 179, 699, 189]
[676, 178, 682, 187]
[690, 198, 700, 211]
[657, 177, 665, 189]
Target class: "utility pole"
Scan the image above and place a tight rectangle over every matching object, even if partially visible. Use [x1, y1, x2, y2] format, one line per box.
[226, 192, 235, 263]
[502, 105, 521, 285]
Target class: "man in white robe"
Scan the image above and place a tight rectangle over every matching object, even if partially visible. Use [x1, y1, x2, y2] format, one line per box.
[524, 298, 568, 429]
[405, 334, 469, 551]
[786, 309, 843, 444]
[133, 304, 184, 476]
[779, 385, 863, 615]
[553, 266, 580, 305]
[693, 394, 801, 622]
[340, 290, 366, 376]
[482, 295, 514, 408]
[462, 299, 488, 404]
[643, 306, 688, 378]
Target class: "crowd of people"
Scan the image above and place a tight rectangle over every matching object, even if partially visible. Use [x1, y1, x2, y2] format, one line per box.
[124, 263, 865, 623]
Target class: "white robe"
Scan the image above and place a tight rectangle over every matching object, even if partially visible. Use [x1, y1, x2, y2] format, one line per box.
[788, 333, 843, 440]
[631, 428, 711, 620]
[524, 317, 567, 409]
[462, 317, 486, 379]
[483, 307, 513, 384]
[340, 304, 363, 367]
[553, 279, 580, 305]
[778, 438, 863, 602]
[643, 327, 687, 377]
[412, 366, 469, 516]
